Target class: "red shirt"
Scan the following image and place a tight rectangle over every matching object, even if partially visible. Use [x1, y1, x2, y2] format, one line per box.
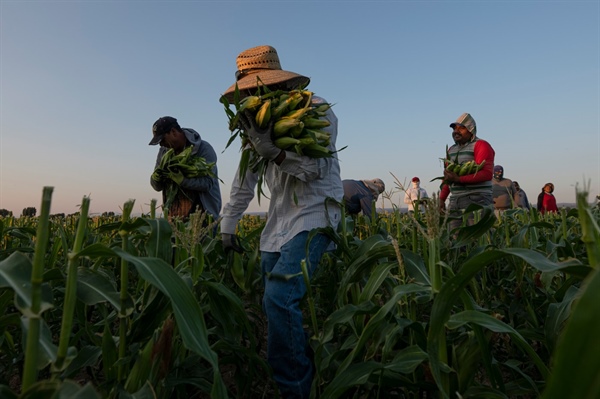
[440, 140, 495, 202]
[541, 193, 558, 214]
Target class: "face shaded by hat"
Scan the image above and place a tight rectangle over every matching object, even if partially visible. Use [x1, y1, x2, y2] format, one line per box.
[450, 113, 477, 137]
[222, 45, 310, 102]
[149, 116, 180, 145]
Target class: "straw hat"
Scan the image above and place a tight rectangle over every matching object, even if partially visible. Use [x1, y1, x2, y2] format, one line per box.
[222, 45, 310, 101]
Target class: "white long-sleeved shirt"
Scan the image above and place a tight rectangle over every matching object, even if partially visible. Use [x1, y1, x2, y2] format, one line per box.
[220, 96, 343, 252]
[404, 186, 429, 212]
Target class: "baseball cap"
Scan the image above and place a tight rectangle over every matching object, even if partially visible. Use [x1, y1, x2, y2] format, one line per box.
[149, 116, 180, 145]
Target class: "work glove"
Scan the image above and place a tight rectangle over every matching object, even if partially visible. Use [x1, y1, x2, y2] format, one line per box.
[151, 168, 168, 183]
[222, 233, 244, 253]
[239, 110, 282, 161]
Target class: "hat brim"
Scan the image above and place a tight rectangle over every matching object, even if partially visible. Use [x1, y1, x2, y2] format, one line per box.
[222, 70, 310, 102]
[149, 135, 163, 145]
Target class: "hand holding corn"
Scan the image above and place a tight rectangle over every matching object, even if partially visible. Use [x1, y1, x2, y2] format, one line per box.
[220, 85, 336, 160]
[151, 146, 217, 184]
[430, 159, 486, 184]
[151, 146, 218, 214]
[239, 110, 282, 161]
[220, 84, 340, 204]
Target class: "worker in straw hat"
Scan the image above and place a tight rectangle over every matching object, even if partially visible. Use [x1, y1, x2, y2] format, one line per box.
[404, 176, 429, 213]
[439, 113, 495, 231]
[342, 178, 385, 220]
[219, 45, 343, 398]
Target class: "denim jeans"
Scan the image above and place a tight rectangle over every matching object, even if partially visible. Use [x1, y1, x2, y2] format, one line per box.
[261, 231, 331, 399]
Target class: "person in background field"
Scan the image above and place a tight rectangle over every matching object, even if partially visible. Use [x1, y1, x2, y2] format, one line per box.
[219, 45, 343, 399]
[537, 183, 558, 214]
[404, 177, 429, 213]
[513, 181, 531, 209]
[492, 165, 517, 214]
[149, 116, 222, 221]
[439, 113, 495, 231]
[343, 178, 385, 219]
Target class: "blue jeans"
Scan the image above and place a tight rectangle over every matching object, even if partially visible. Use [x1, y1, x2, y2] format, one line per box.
[261, 231, 331, 399]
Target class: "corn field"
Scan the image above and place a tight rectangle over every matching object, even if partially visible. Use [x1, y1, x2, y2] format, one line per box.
[0, 186, 599, 398]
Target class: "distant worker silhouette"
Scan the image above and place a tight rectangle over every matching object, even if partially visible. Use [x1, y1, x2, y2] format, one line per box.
[343, 178, 385, 219]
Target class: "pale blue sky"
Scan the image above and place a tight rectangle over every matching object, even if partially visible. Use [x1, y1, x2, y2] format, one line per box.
[1, 1, 598, 216]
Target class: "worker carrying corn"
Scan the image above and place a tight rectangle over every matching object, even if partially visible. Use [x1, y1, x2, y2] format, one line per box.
[404, 177, 429, 213]
[439, 113, 495, 231]
[149, 116, 222, 222]
[343, 178, 385, 220]
[219, 45, 343, 399]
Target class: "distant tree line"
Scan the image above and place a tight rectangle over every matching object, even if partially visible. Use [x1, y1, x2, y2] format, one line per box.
[0, 209, 13, 217]
[22, 207, 37, 217]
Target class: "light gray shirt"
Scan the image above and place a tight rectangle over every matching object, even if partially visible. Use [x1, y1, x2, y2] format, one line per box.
[220, 97, 343, 252]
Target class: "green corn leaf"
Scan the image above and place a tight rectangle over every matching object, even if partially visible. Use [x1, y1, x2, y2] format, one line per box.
[112, 248, 227, 398]
[428, 248, 586, 398]
[76, 268, 131, 315]
[336, 284, 431, 376]
[447, 310, 549, 379]
[542, 267, 600, 399]
[0, 252, 53, 315]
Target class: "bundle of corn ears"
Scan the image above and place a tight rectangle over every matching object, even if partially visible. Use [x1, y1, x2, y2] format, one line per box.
[220, 82, 338, 202]
[151, 146, 217, 214]
[430, 144, 486, 185]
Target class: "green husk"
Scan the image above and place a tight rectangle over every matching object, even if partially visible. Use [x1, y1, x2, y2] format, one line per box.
[152, 146, 218, 215]
[219, 80, 339, 204]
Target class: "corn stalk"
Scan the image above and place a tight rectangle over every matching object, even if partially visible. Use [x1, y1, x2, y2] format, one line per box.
[21, 186, 53, 391]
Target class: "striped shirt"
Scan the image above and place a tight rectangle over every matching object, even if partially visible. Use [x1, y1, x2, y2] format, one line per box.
[221, 96, 343, 252]
[440, 138, 495, 202]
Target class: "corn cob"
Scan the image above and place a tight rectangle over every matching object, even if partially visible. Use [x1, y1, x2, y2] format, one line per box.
[458, 161, 474, 176]
[151, 146, 218, 215]
[221, 84, 337, 203]
[274, 136, 301, 150]
[238, 95, 262, 112]
[274, 118, 302, 137]
[255, 99, 272, 128]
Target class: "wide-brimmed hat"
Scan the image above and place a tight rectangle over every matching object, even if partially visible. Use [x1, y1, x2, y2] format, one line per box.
[222, 45, 310, 101]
